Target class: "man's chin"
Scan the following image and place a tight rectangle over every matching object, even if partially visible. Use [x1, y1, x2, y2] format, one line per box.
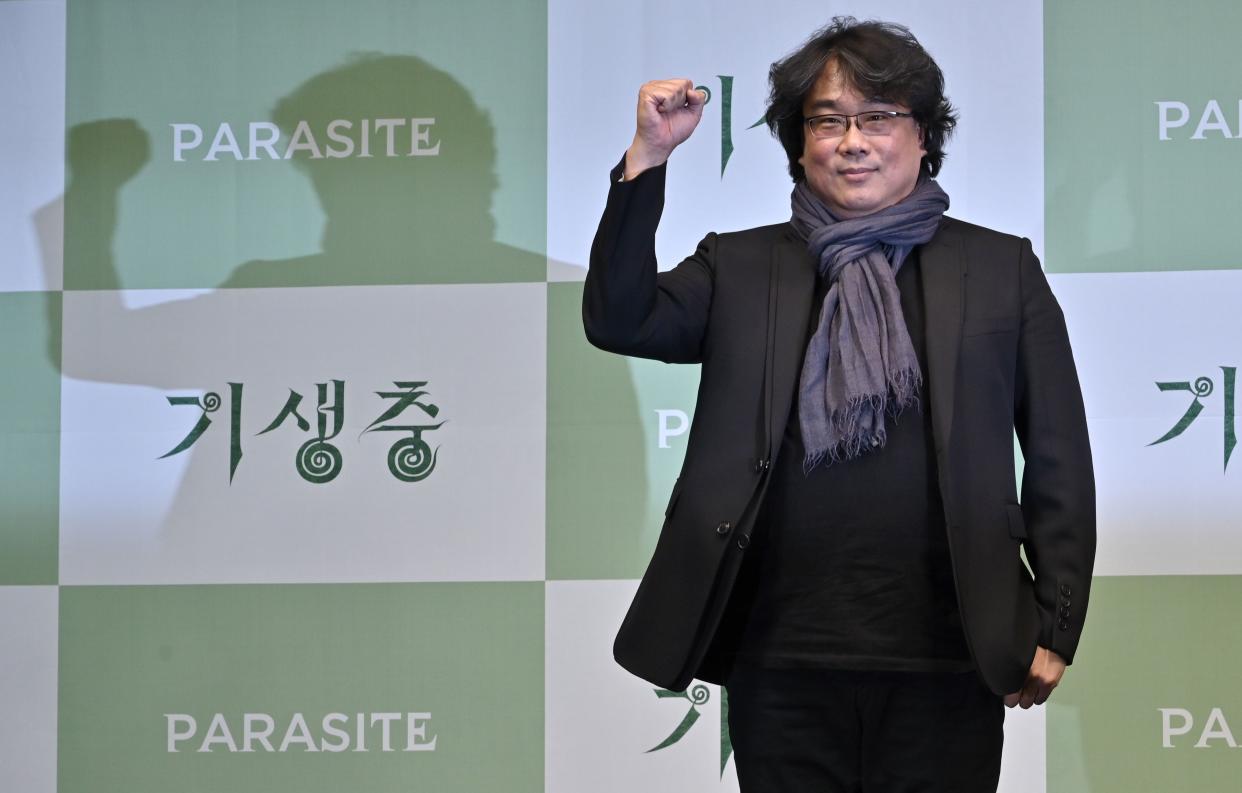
[830, 195, 882, 219]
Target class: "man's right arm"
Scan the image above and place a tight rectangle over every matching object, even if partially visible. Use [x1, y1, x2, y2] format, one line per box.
[582, 79, 715, 364]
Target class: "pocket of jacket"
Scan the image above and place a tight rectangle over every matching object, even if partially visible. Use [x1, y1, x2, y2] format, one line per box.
[1005, 502, 1027, 539]
[963, 316, 1019, 338]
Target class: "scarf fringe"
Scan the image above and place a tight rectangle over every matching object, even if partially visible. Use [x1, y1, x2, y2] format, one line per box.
[802, 367, 923, 473]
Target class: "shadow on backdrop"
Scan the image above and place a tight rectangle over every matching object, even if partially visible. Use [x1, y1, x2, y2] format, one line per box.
[35, 52, 648, 580]
[57, 52, 544, 290]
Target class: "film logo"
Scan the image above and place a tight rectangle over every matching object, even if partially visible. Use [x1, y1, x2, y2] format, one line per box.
[170, 117, 440, 161]
[165, 711, 437, 754]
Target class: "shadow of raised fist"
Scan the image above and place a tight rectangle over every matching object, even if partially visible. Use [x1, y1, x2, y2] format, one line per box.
[68, 118, 150, 186]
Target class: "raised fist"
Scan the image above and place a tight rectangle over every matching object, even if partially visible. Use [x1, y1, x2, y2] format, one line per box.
[625, 79, 707, 179]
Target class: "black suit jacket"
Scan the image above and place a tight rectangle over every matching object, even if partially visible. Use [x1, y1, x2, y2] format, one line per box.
[583, 160, 1096, 696]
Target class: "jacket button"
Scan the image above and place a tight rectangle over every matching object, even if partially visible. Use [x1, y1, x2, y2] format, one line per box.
[753, 459, 770, 473]
[1060, 584, 1072, 597]
[1060, 596, 1071, 607]
[716, 522, 732, 536]
[1058, 620, 1069, 631]
[737, 534, 751, 550]
[1059, 606, 1070, 617]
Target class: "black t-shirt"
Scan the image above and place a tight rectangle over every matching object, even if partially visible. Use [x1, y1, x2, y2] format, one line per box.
[721, 248, 973, 672]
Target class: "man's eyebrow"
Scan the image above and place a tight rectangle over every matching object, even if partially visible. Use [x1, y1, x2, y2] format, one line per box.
[806, 96, 898, 111]
[806, 98, 843, 111]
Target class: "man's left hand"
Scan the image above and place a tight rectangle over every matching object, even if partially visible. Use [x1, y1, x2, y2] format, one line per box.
[1003, 646, 1066, 709]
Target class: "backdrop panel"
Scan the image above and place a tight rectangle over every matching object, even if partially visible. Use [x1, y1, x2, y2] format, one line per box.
[58, 582, 543, 793]
[59, 283, 546, 585]
[0, 586, 58, 793]
[0, 292, 61, 585]
[1055, 270, 1242, 575]
[547, 0, 1045, 283]
[1045, 0, 1242, 273]
[546, 282, 699, 581]
[1049, 576, 1242, 791]
[64, 0, 546, 290]
[0, 0, 65, 292]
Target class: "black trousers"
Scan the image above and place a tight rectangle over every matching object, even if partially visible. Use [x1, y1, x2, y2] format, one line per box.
[725, 665, 1004, 793]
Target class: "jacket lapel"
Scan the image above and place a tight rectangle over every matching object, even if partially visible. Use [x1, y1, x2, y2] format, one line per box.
[768, 226, 816, 454]
[918, 218, 965, 453]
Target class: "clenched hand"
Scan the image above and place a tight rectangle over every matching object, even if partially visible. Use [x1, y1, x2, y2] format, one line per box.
[624, 78, 707, 180]
[1004, 646, 1066, 709]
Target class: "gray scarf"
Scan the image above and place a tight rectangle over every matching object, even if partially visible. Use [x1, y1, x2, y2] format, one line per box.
[790, 176, 949, 469]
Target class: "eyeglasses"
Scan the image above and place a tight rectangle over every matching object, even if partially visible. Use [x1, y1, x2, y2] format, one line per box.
[804, 110, 915, 139]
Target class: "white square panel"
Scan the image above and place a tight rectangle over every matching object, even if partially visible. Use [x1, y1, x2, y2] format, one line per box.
[1000, 704, 1047, 793]
[547, 0, 1044, 282]
[59, 283, 546, 584]
[0, 0, 65, 292]
[1053, 269, 1242, 574]
[546, 580, 740, 792]
[0, 586, 57, 793]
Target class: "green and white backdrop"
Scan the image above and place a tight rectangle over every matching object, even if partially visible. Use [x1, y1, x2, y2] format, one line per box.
[3, 0, 1240, 790]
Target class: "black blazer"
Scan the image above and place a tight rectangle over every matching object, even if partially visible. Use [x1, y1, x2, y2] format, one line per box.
[583, 160, 1096, 696]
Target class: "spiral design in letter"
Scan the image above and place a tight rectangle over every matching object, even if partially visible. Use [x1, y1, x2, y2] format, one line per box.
[297, 439, 342, 484]
[389, 437, 438, 482]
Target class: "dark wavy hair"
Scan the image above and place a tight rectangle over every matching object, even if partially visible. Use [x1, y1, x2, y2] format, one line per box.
[765, 17, 958, 181]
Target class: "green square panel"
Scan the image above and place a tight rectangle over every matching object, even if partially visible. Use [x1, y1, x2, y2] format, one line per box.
[58, 582, 543, 792]
[64, 0, 545, 289]
[1045, 0, 1242, 272]
[0, 292, 60, 585]
[546, 282, 701, 580]
[1049, 576, 1242, 792]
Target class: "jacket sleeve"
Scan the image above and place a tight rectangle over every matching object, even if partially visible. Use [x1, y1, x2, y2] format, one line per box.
[582, 156, 714, 364]
[1013, 237, 1097, 664]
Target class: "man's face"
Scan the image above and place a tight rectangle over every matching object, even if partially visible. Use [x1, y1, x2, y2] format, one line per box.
[798, 62, 926, 219]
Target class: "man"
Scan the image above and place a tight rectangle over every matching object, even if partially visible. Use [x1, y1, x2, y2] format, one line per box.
[584, 18, 1094, 792]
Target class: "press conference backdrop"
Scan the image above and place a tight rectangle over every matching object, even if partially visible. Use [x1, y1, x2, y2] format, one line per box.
[2, 0, 1240, 790]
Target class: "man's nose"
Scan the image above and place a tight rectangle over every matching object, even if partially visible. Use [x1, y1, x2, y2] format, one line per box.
[836, 120, 869, 154]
